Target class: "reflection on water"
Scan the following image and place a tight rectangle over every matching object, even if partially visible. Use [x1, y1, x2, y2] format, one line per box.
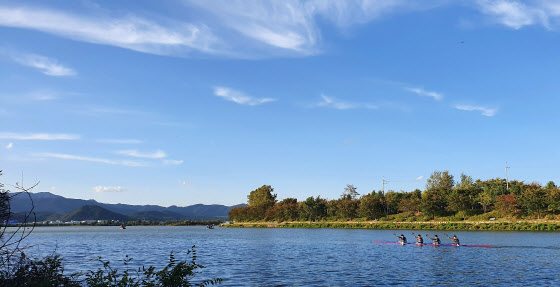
[15, 226, 560, 286]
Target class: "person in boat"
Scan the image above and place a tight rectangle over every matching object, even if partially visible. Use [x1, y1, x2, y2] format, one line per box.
[397, 234, 407, 244]
[448, 234, 460, 245]
[426, 234, 441, 245]
[414, 234, 423, 244]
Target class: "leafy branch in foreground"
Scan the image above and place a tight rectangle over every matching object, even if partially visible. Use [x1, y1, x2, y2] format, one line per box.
[84, 246, 222, 287]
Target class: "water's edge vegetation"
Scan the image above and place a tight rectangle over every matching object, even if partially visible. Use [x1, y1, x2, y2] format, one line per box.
[228, 171, 560, 231]
[224, 220, 560, 231]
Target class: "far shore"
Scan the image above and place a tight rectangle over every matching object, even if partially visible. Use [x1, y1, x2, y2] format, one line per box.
[223, 220, 560, 231]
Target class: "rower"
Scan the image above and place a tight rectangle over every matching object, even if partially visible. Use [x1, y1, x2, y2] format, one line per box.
[426, 234, 441, 245]
[445, 234, 460, 246]
[413, 233, 423, 244]
[396, 233, 407, 244]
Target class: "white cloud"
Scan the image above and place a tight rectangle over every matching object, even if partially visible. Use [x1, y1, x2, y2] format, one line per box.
[93, 186, 126, 192]
[0, 6, 220, 57]
[405, 87, 443, 101]
[214, 87, 275, 106]
[316, 94, 377, 110]
[0, 132, 80, 140]
[35, 152, 144, 167]
[13, 53, 76, 76]
[179, 180, 190, 186]
[5, 142, 13, 149]
[117, 149, 167, 159]
[97, 139, 143, 144]
[164, 159, 184, 166]
[474, 0, 550, 30]
[188, 0, 423, 56]
[414, 176, 424, 181]
[455, 104, 497, 117]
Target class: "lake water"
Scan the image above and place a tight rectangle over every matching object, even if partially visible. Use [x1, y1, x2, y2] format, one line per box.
[13, 226, 560, 286]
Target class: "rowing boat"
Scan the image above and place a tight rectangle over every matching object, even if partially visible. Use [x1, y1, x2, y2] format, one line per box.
[374, 241, 492, 247]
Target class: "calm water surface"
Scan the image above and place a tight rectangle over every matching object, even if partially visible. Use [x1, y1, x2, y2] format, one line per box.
[15, 226, 560, 286]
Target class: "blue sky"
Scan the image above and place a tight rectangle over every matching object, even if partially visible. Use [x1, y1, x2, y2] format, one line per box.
[1, 0, 559, 206]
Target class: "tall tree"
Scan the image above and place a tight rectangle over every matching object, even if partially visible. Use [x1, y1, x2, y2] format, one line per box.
[456, 172, 474, 189]
[247, 185, 277, 208]
[341, 184, 359, 200]
[426, 170, 454, 192]
[247, 185, 277, 219]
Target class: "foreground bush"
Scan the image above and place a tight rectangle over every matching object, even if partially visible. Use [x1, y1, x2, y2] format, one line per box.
[0, 246, 222, 287]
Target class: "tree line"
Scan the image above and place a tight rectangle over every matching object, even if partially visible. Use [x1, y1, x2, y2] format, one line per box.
[228, 170, 560, 222]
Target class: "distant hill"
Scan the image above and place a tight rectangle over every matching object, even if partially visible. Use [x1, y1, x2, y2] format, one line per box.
[128, 210, 187, 221]
[55, 205, 130, 222]
[8, 192, 244, 221]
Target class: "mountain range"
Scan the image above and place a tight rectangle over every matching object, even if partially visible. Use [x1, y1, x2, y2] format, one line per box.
[8, 192, 244, 222]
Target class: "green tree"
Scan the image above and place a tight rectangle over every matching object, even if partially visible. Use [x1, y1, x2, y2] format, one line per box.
[518, 182, 547, 218]
[426, 170, 454, 192]
[299, 196, 326, 221]
[247, 185, 277, 219]
[456, 172, 474, 189]
[358, 192, 384, 220]
[477, 190, 493, 214]
[421, 189, 447, 218]
[446, 188, 472, 220]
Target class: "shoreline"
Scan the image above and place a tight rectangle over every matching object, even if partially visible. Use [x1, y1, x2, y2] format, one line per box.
[224, 220, 560, 231]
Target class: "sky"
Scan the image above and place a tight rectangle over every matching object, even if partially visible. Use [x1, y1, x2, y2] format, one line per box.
[1, 0, 559, 206]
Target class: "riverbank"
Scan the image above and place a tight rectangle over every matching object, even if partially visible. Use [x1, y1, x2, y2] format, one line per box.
[224, 220, 560, 231]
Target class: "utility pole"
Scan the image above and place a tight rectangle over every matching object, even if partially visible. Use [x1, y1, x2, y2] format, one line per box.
[505, 162, 510, 192]
[382, 177, 389, 218]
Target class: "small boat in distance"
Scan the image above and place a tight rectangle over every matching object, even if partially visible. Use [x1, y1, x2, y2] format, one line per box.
[120, 224, 126, 229]
[206, 224, 214, 229]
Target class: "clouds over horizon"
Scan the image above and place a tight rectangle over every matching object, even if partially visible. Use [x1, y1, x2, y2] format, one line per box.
[117, 149, 167, 159]
[35, 152, 145, 167]
[93, 186, 126, 192]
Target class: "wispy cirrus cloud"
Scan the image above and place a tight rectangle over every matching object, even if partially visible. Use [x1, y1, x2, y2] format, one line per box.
[164, 159, 184, 166]
[12, 53, 76, 76]
[97, 139, 143, 144]
[93, 186, 126, 192]
[188, 0, 426, 56]
[214, 86, 275, 106]
[405, 87, 443, 101]
[414, 176, 424, 181]
[35, 152, 144, 167]
[5, 142, 13, 149]
[0, 6, 220, 57]
[117, 149, 167, 159]
[0, 132, 80, 140]
[316, 94, 377, 110]
[455, 104, 497, 117]
[474, 0, 550, 30]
